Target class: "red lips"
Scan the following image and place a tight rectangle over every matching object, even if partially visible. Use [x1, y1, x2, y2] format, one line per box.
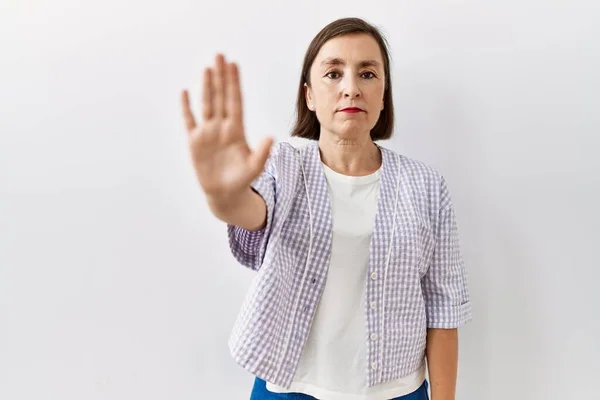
[340, 107, 364, 113]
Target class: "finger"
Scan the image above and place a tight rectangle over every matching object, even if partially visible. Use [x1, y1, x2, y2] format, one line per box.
[213, 54, 226, 118]
[201, 67, 213, 121]
[226, 63, 243, 123]
[247, 137, 274, 178]
[181, 90, 196, 132]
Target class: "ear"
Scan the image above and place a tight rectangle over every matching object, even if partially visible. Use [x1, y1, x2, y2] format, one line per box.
[304, 82, 313, 109]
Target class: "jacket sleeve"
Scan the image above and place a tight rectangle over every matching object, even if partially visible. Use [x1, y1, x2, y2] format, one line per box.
[422, 176, 472, 329]
[226, 146, 278, 271]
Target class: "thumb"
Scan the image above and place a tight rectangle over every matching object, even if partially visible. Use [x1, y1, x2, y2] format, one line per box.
[247, 136, 274, 179]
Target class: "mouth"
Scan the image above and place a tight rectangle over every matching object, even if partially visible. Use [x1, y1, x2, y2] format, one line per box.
[339, 107, 365, 113]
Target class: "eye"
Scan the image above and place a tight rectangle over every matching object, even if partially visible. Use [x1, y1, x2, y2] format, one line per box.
[325, 70, 341, 79]
[361, 71, 376, 79]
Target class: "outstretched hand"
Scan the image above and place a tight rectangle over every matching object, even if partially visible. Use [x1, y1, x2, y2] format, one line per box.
[181, 54, 273, 200]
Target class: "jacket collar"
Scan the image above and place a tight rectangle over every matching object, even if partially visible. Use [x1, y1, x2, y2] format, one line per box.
[299, 140, 405, 274]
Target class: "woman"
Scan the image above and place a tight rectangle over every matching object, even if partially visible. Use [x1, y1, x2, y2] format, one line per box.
[181, 17, 471, 400]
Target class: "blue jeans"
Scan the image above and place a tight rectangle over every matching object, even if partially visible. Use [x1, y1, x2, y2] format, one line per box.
[250, 377, 429, 400]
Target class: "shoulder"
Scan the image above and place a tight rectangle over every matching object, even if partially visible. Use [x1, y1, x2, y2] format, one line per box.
[378, 145, 453, 210]
[379, 145, 444, 183]
[267, 140, 303, 164]
[263, 140, 306, 182]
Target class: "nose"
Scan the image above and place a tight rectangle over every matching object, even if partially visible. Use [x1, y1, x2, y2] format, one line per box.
[342, 75, 361, 99]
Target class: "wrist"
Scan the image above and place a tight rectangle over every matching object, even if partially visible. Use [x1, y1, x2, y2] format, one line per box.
[206, 187, 267, 231]
[206, 187, 252, 214]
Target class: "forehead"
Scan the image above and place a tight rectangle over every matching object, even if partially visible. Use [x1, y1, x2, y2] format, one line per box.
[314, 33, 384, 67]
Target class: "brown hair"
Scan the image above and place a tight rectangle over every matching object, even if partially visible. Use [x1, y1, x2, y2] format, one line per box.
[290, 17, 394, 141]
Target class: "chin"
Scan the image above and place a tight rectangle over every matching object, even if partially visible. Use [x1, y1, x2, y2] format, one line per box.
[336, 121, 371, 138]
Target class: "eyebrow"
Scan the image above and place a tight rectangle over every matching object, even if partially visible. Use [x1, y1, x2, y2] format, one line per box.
[320, 57, 381, 68]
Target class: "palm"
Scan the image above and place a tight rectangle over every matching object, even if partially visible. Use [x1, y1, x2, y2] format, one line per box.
[189, 120, 253, 195]
[181, 54, 272, 199]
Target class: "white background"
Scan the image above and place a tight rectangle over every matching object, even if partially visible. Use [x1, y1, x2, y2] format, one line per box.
[1, 1, 599, 399]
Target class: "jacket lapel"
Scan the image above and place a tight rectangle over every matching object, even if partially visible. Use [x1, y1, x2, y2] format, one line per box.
[369, 145, 399, 276]
[299, 142, 410, 278]
[301, 142, 333, 273]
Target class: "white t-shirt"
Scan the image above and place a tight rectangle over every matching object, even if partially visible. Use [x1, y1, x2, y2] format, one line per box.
[267, 161, 425, 400]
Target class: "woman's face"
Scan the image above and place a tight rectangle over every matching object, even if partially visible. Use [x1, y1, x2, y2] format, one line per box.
[305, 33, 386, 142]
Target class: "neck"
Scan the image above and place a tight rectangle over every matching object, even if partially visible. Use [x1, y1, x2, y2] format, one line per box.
[317, 133, 382, 176]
